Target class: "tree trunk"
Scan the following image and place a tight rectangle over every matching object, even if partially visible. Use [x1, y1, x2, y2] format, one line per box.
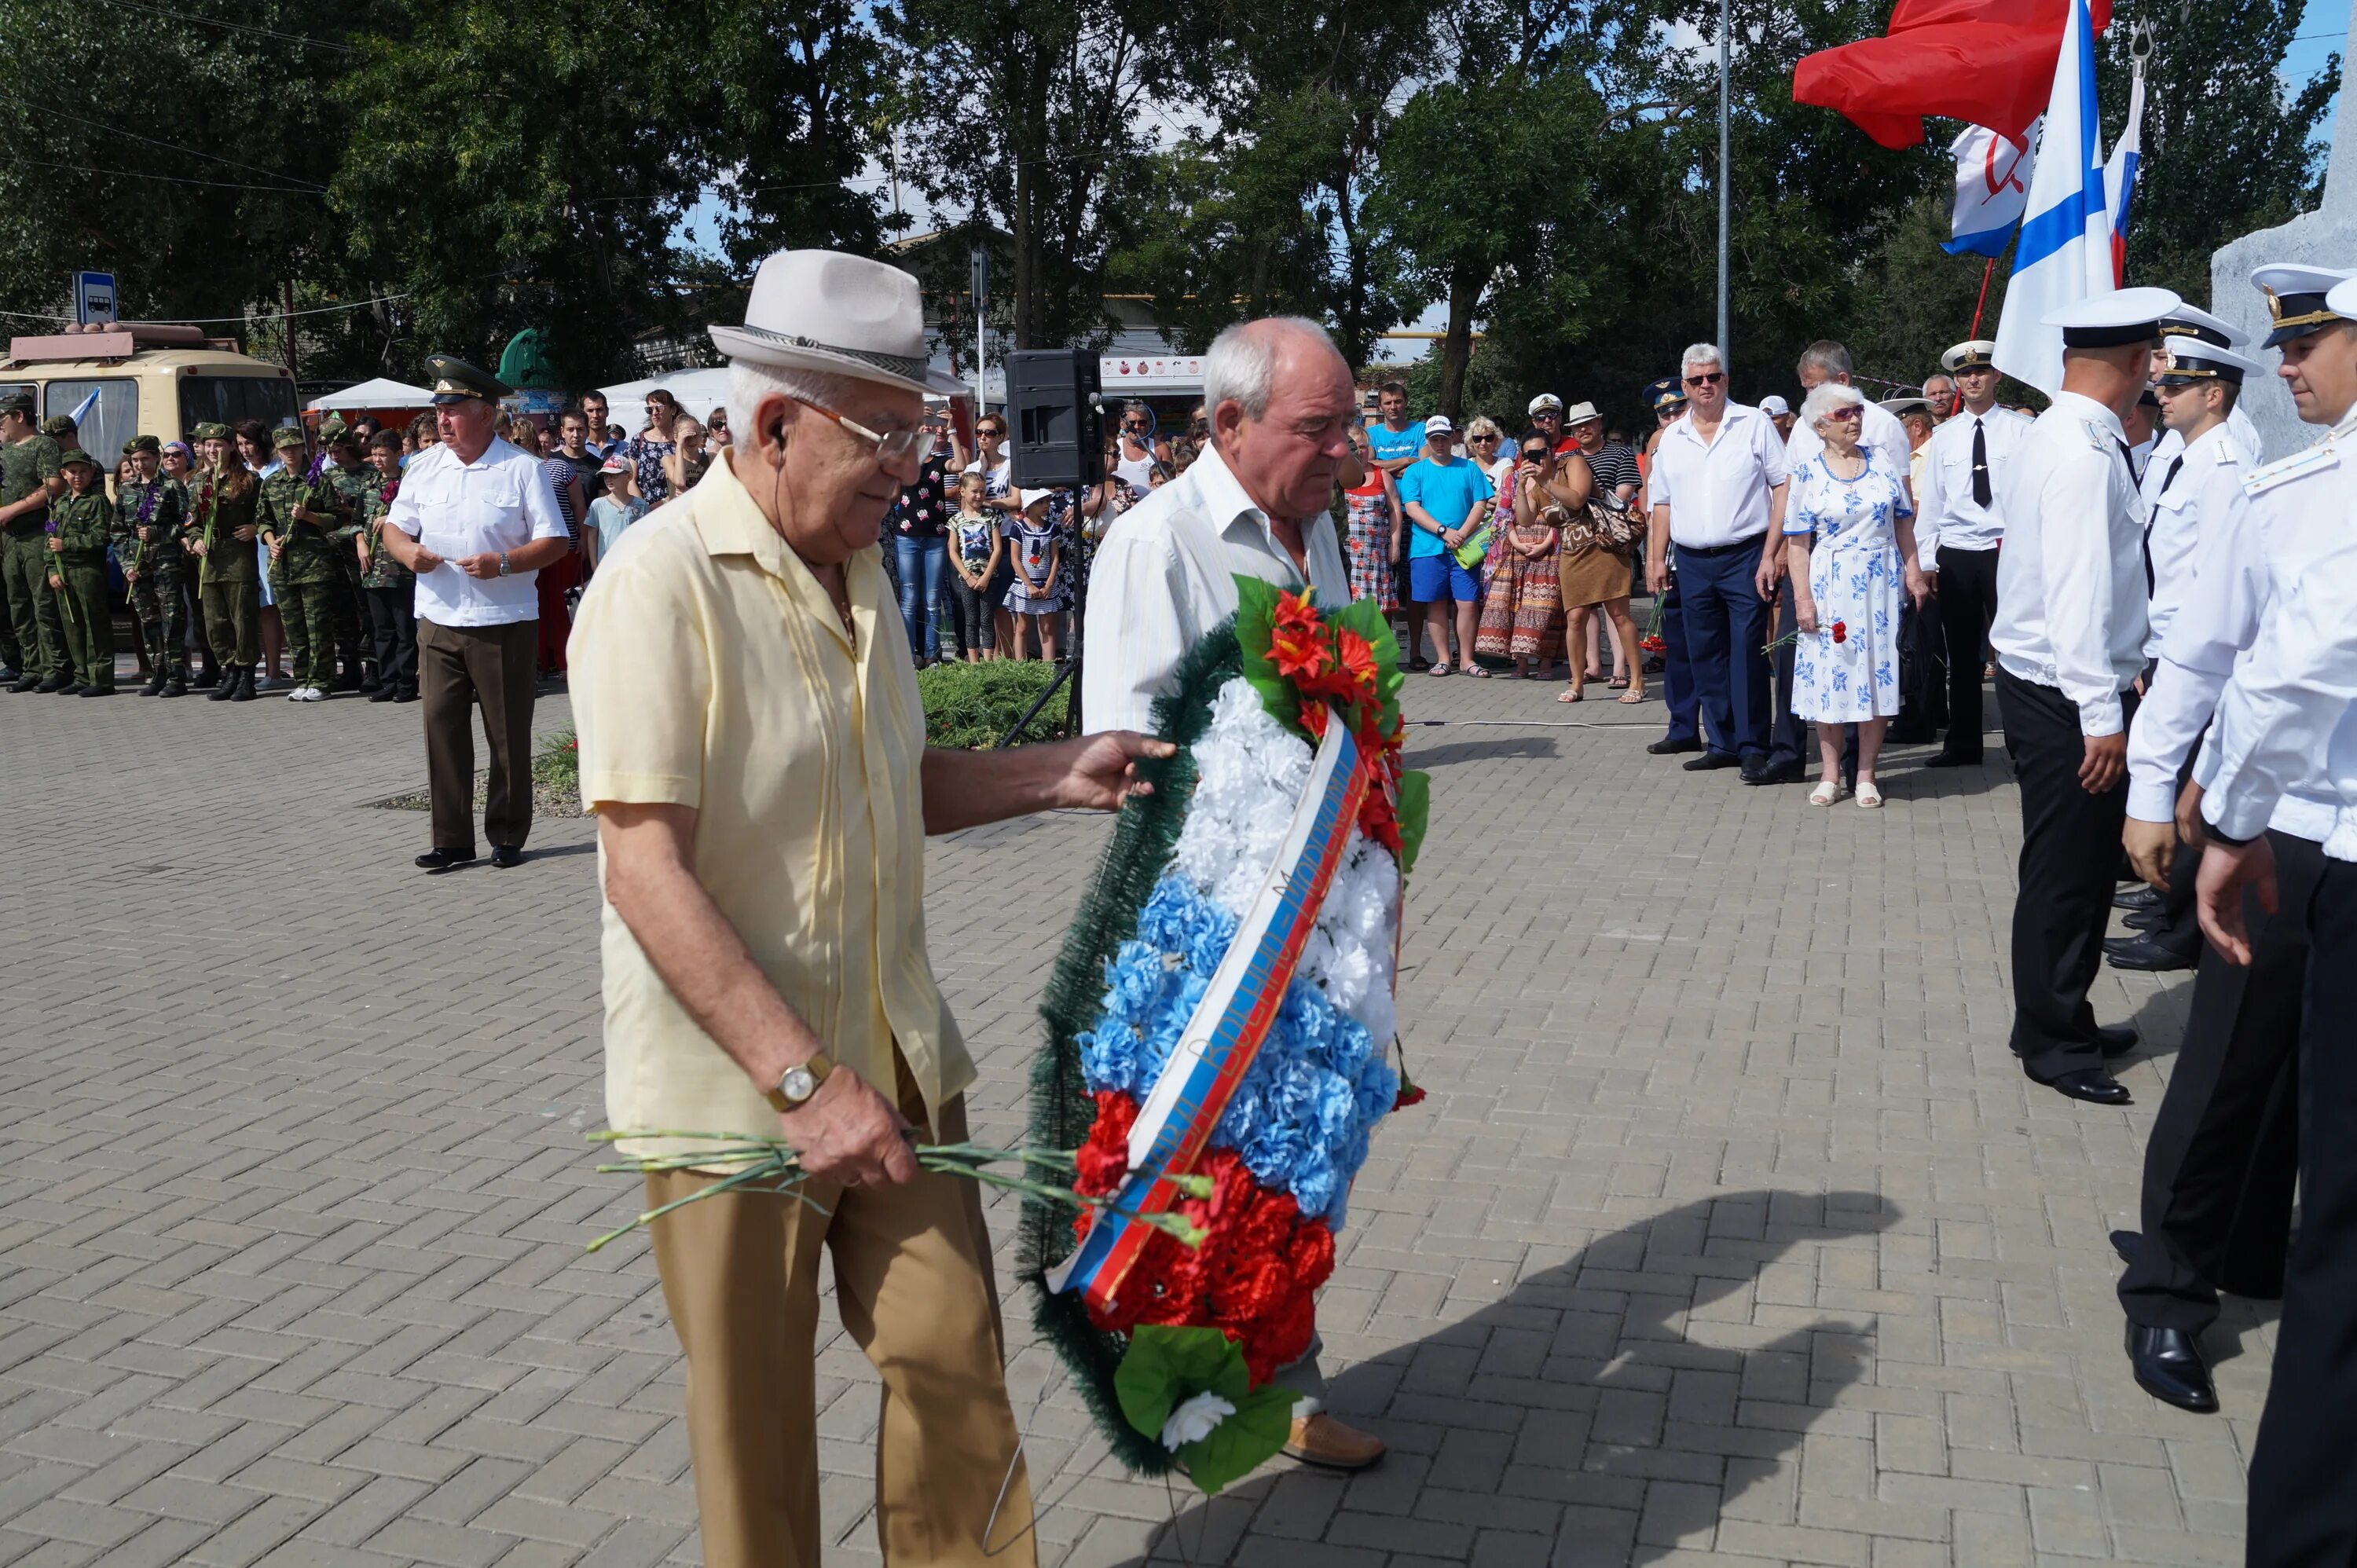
[1436, 262, 1482, 420]
[1010, 49, 1050, 350]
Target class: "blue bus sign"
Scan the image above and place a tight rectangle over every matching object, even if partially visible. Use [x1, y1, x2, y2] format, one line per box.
[74, 272, 116, 325]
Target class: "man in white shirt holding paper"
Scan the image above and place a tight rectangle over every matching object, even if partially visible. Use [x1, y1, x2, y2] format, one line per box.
[2110, 266, 2355, 1422]
[1989, 286, 2180, 1107]
[2190, 269, 2357, 1567]
[1915, 340, 2029, 767]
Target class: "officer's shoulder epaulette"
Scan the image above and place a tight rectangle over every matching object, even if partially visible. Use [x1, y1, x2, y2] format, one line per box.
[2242, 441, 2340, 498]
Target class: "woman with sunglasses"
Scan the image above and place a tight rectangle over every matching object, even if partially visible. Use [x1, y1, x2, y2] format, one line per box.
[625, 389, 682, 507]
[1473, 436, 1567, 680]
[962, 414, 1021, 652]
[1112, 400, 1170, 501]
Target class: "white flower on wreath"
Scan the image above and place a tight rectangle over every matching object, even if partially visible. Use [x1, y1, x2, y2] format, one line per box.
[1159, 1391, 1237, 1451]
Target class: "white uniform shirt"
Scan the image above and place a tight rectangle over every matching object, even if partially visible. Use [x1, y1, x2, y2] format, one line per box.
[1989, 390, 2149, 738]
[2199, 417, 2357, 858]
[1783, 396, 1912, 495]
[2128, 454, 2337, 837]
[2141, 420, 2245, 659]
[1080, 440, 1351, 735]
[386, 438, 568, 628]
[1915, 404, 2030, 566]
[1650, 401, 1790, 549]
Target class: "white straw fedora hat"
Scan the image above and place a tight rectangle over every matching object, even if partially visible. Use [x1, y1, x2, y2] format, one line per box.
[709, 249, 967, 397]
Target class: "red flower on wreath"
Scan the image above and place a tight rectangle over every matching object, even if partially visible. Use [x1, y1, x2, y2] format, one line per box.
[1269, 589, 1332, 683]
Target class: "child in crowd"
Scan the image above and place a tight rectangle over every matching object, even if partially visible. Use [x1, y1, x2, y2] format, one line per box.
[663, 416, 709, 500]
[585, 458, 646, 571]
[1003, 488, 1067, 662]
[47, 449, 116, 694]
[356, 430, 418, 703]
[946, 470, 1003, 662]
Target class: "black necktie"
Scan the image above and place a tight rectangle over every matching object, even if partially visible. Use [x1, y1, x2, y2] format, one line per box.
[2143, 454, 2185, 595]
[1971, 417, 1992, 507]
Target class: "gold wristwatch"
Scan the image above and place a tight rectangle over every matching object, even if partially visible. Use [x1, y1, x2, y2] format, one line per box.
[764, 1051, 835, 1114]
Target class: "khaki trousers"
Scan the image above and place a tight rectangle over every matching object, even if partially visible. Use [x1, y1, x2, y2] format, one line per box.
[647, 1068, 1035, 1568]
[416, 617, 537, 852]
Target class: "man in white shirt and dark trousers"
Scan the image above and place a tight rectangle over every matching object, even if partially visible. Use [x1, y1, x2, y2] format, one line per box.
[1916, 341, 2028, 766]
[1990, 288, 2181, 1105]
[376, 356, 571, 872]
[2111, 268, 2354, 1420]
[1645, 344, 1791, 781]
[2191, 270, 2357, 1566]
[2103, 335, 2261, 975]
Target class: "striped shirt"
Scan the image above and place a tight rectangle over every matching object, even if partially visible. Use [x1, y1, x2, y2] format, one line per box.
[1080, 440, 1351, 735]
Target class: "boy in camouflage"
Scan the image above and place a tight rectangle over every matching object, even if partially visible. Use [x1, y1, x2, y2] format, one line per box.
[45, 450, 115, 695]
[1, 393, 66, 690]
[256, 427, 344, 702]
[357, 430, 417, 701]
[113, 434, 192, 696]
[324, 425, 379, 691]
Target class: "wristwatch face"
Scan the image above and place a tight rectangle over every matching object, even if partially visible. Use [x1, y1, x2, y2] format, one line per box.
[778, 1065, 817, 1106]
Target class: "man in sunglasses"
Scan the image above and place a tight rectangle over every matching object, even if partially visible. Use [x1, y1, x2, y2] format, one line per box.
[1644, 344, 1791, 782]
[570, 250, 1168, 1568]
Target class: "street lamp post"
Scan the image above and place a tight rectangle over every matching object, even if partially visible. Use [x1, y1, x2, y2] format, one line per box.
[1717, 0, 1731, 359]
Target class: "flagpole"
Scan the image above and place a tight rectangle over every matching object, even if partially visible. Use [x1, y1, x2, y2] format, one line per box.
[1717, 0, 1731, 357]
[1968, 256, 1997, 339]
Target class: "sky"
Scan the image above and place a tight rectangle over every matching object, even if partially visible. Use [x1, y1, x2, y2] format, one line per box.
[676, 0, 2353, 361]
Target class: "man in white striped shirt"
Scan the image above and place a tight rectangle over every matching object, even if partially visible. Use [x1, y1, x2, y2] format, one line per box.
[1080, 317, 1354, 736]
[1077, 315, 1383, 1474]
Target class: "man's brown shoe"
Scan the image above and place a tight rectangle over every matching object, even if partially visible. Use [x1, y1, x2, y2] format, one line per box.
[1283, 1413, 1385, 1470]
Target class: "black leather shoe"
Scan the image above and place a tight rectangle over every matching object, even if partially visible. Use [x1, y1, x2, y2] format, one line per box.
[2110, 1229, 2140, 1266]
[2105, 936, 2196, 973]
[416, 848, 478, 873]
[55, 681, 84, 697]
[1923, 751, 1982, 768]
[1647, 736, 1704, 756]
[0, 665, 17, 684]
[2095, 1024, 2139, 1057]
[228, 669, 257, 702]
[2127, 1324, 2217, 1413]
[208, 671, 239, 702]
[392, 689, 420, 703]
[141, 674, 167, 696]
[159, 680, 185, 698]
[1742, 760, 1805, 786]
[79, 685, 113, 697]
[2122, 907, 2168, 932]
[2040, 1068, 2131, 1105]
[9, 675, 37, 693]
[2113, 884, 2164, 912]
[1683, 751, 1743, 771]
[368, 684, 398, 702]
[35, 672, 67, 692]
[489, 845, 525, 869]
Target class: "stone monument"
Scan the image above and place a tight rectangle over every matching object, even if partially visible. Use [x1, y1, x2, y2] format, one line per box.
[2212, 0, 2357, 460]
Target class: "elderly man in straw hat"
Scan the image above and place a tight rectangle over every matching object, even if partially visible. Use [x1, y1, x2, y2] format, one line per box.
[568, 249, 1168, 1567]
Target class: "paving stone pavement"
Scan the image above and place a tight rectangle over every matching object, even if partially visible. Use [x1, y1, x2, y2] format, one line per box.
[0, 655, 2267, 1567]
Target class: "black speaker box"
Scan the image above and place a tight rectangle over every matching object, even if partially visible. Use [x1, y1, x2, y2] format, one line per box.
[1006, 349, 1104, 489]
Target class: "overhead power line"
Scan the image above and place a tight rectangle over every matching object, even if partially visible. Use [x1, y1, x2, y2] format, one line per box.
[0, 88, 326, 192]
[77, 0, 356, 51]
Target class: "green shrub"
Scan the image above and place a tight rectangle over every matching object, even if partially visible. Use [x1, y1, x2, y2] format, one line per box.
[533, 728, 581, 792]
[918, 659, 1072, 749]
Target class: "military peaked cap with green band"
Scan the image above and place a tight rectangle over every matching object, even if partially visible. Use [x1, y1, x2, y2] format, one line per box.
[423, 354, 513, 404]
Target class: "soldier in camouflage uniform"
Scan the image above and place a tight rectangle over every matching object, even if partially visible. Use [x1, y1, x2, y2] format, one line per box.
[114, 434, 192, 696]
[45, 450, 115, 695]
[323, 425, 379, 691]
[39, 415, 76, 445]
[257, 426, 344, 701]
[357, 428, 417, 701]
[189, 421, 264, 702]
[0, 392, 68, 691]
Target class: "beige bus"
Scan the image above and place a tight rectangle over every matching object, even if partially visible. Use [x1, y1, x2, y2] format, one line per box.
[2, 322, 298, 460]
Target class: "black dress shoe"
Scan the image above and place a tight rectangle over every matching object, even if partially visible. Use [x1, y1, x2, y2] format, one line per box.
[1742, 760, 1805, 786]
[228, 669, 258, 702]
[35, 672, 67, 692]
[208, 672, 239, 702]
[79, 685, 113, 697]
[2095, 1024, 2139, 1057]
[55, 681, 83, 697]
[489, 845, 525, 869]
[368, 684, 398, 702]
[1683, 751, 1743, 771]
[392, 689, 420, 703]
[1923, 751, 1981, 768]
[2110, 1229, 2140, 1266]
[1647, 736, 1704, 756]
[159, 680, 185, 698]
[2040, 1068, 2131, 1105]
[416, 848, 478, 873]
[141, 674, 167, 696]
[0, 665, 17, 684]
[9, 675, 38, 693]
[2126, 1324, 2217, 1412]
[2105, 936, 2197, 973]
[2113, 884, 2164, 912]
[2122, 907, 2167, 932]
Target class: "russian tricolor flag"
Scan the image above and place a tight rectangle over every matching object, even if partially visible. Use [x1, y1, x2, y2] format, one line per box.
[1991, 0, 2113, 395]
[2102, 66, 2146, 286]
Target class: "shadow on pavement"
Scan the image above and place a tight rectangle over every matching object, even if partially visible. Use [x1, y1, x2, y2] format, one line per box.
[1400, 734, 1561, 768]
[1120, 1189, 1897, 1566]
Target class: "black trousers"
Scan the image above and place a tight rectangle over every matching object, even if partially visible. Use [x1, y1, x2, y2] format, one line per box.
[366, 584, 419, 696]
[1934, 547, 1999, 760]
[2248, 855, 2357, 1567]
[2115, 830, 2317, 1334]
[1998, 668, 2138, 1079]
[1889, 595, 1945, 738]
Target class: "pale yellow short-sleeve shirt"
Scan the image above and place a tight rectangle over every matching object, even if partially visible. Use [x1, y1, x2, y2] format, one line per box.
[570, 454, 974, 1160]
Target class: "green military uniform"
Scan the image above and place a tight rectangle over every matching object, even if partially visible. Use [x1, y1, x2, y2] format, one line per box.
[114, 437, 192, 691]
[46, 452, 115, 693]
[38, 416, 76, 444]
[258, 430, 344, 694]
[190, 423, 262, 688]
[324, 454, 379, 687]
[357, 472, 419, 698]
[1, 394, 67, 688]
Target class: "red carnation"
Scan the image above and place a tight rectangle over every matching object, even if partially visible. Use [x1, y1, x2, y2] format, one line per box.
[1831, 620, 1847, 643]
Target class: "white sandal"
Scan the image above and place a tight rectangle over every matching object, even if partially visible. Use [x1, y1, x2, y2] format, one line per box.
[1428, 661, 1452, 676]
[1856, 781, 1885, 808]
[1809, 780, 1842, 807]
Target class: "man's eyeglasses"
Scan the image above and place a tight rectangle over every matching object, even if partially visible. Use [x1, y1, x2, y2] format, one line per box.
[1684, 371, 1727, 387]
[790, 396, 937, 471]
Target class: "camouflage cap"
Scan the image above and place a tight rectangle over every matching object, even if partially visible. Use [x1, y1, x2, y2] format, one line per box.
[271, 426, 308, 451]
[39, 416, 75, 438]
[320, 413, 349, 438]
[56, 448, 97, 470]
[121, 438, 142, 457]
[192, 422, 230, 442]
[127, 434, 161, 455]
[0, 392, 31, 416]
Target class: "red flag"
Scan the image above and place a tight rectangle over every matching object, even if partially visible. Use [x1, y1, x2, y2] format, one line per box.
[1793, 0, 2113, 148]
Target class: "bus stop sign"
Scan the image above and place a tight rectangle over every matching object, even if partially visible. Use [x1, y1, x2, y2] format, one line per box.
[74, 272, 116, 325]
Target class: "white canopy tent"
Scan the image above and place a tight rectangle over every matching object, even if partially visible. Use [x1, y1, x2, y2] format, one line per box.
[596, 367, 737, 431]
[305, 376, 432, 412]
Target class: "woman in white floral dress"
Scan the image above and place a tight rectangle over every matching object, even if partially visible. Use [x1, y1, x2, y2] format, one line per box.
[1782, 381, 1930, 808]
